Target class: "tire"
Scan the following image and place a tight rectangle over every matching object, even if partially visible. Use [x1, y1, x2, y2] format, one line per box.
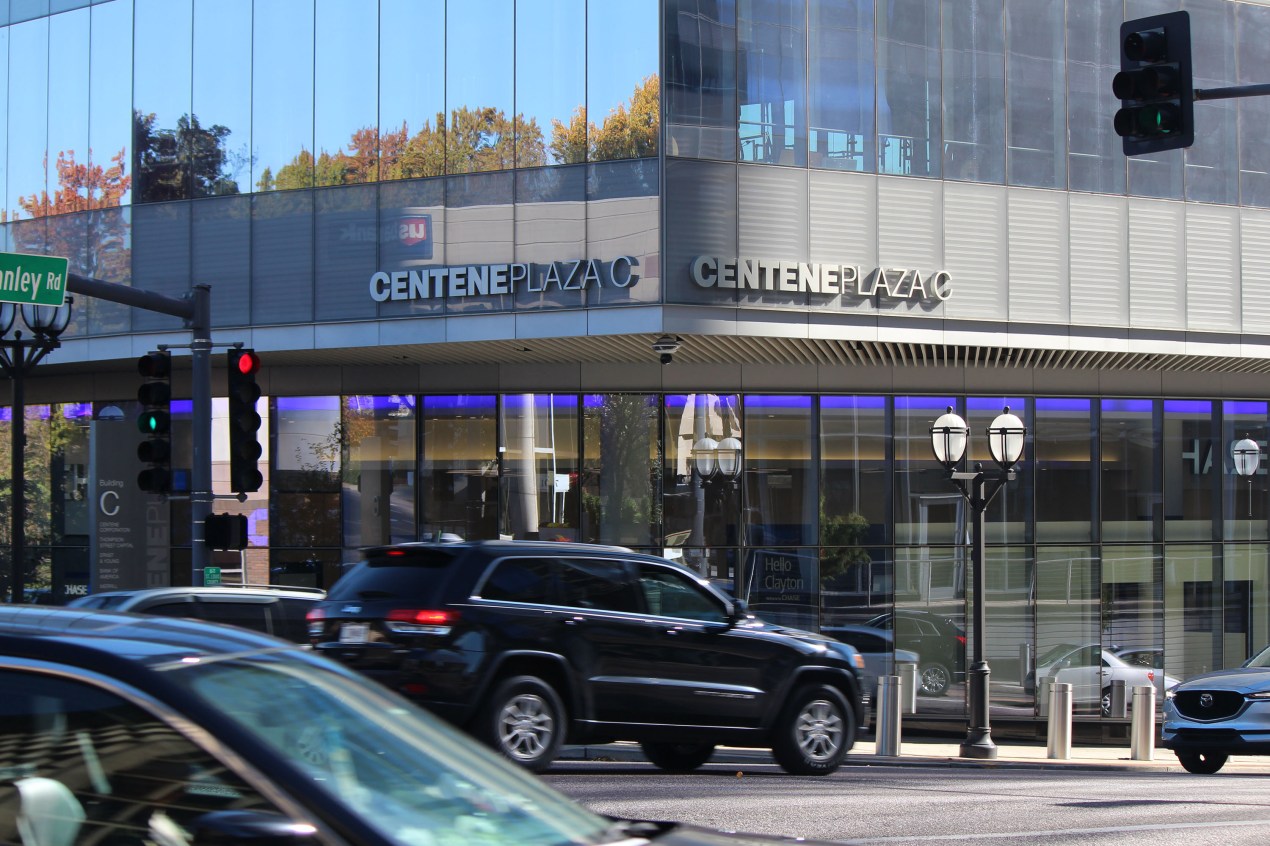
[919, 662, 951, 697]
[479, 675, 565, 773]
[770, 684, 855, 776]
[640, 742, 716, 773]
[1176, 750, 1228, 775]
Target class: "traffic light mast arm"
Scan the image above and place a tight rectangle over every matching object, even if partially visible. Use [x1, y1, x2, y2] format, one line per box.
[1194, 83, 1270, 101]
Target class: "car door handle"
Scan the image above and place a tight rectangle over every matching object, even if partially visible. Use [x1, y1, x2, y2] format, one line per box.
[563, 616, 584, 626]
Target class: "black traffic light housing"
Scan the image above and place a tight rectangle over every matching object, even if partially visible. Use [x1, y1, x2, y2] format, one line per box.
[206, 513, 249, 550]
[227, 348, 264, 493]
[1113, 11, 1193, 156]
[136, 351, 172, 493]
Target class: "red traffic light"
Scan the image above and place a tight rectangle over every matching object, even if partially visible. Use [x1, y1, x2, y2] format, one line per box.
[235, 349, 261, 375]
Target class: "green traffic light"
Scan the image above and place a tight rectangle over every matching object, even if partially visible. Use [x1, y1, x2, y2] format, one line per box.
[138, 409, 170, 435]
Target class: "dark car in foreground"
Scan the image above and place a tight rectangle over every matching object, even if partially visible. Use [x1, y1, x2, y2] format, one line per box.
[0, 606, 842, 846]
[68, 584, 324, 643]
[1162, 643, 1270, 774]
[309, 540, 868, 775]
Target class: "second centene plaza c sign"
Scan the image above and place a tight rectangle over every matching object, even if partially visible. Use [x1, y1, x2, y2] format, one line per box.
[690, 256, 952, 302]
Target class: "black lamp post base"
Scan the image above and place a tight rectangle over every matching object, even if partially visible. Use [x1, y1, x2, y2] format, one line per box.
[959, 730, 998, 759]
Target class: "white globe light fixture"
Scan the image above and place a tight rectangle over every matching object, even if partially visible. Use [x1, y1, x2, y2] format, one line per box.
[691, 437, 719, 479]
[930, 407, 969, 469]
[1233, 436, 1262, 478]
[716, 436, 742, 480]
[987, 407, 1027, 471]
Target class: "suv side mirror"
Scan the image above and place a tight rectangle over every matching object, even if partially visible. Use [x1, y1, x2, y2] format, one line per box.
[727, 598, 749, 626]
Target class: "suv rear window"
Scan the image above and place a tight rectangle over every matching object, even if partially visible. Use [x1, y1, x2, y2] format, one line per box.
[328, 548, 459, 601]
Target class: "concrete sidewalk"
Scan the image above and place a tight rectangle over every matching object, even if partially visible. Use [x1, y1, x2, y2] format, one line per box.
[562, 737, 1270, 774]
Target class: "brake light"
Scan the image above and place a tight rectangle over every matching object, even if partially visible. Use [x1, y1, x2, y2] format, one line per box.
[387, 549, 406, 557]
[956, 635, 967, 646]
[386, 609, 456, 625]
[1147, 671, 1155, 682]
[306, 608, 325, 622]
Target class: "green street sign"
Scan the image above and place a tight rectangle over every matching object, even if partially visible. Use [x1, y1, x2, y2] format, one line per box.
[0, 252, 68, 306]
[203, 566, 222, 586]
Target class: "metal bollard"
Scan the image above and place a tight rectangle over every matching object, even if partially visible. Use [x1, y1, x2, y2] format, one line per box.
[898, 662, 918, 714]
[1131, 685, 1156, 761]
[1047, 682, 1073, 760]
[1038, 675, 1053, 718]
[876, 676, 902, 757]
[1019, 643, 1032, 685]
[1109, 678, 1127, 720]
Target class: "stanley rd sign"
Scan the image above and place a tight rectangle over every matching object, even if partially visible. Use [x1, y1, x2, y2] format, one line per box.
[0, 252, 68, 307]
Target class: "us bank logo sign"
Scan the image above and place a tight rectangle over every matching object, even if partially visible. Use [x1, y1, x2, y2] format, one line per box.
[690, 256, 952, 302]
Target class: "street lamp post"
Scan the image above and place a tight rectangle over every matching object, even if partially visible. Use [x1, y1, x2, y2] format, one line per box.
[0, 299, 73, 604]
[930, 405, 1026, 760]
[1232, 435, 1262, 517]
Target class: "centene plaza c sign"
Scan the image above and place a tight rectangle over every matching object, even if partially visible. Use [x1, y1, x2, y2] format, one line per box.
[369, 256, 639, 302]
[691, 256, 952, 302]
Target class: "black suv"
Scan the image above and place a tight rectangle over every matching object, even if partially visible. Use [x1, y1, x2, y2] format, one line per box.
[309, 541, 867, 775]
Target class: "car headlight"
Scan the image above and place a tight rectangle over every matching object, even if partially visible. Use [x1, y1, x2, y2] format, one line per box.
[1164, 687, 1176, 700]
[1245, 690, 1270, 700]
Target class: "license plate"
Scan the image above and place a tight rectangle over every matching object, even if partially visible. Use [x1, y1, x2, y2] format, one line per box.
[339, 623, 369, 644]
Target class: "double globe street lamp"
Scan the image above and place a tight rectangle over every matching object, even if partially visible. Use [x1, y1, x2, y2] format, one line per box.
[0, 299, 74, 604]
[930, 405, 1026, 759]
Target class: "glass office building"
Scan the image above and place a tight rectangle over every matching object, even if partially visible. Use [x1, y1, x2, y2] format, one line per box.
[5, 0, 1270, 729]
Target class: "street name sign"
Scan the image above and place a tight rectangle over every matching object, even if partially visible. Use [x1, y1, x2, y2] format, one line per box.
[0, 252, 68, 306]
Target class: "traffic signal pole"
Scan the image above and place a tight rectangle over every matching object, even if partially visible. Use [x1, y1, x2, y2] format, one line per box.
[67, 274, 213, 585]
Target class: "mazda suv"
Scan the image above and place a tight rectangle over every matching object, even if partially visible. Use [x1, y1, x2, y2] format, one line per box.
[308, 541, 868, 775]
[1163, 643, 1270, 773]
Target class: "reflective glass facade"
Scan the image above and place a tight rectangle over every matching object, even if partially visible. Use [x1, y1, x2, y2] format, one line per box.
[6, 0, 1270, 735]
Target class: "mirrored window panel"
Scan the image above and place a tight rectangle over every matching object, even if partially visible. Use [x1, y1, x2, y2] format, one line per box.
[581, 394, 660, 547]
[253, 0, 315, 191]
[665, 0, 737, 160]
[876, 0, 940, 177]
[588, 0, 659, 162]
[7, 17, 49, 217]
[968, 397, 1028, 544]
[1034, 399, 1094, 544]
[893, 396, 958, 545]
[1238, 3, 1270, 207]
[1005, 0, 1064, 189]
[520, 0, 584, 165]
[1066, 0, 1124, 195]
[1222, 543, 1270, 669]
[421, 395, 498, 542]
[447, 0, 514, 173]
[1223, 401, 1268, 542]
[1102, 544, 1164, 711]
[1163, 401, 1217, 543]
[499, 394, 580, 541]
[342, 395, 416, 557]
[133, 0, 192, 202]
[380, 0, 445, 180]
[744, 395, 815, 546]
[664, 394, 743, 561]
[821, 396, 888, 545]
[942, 0, 1004, 183]
[738, 0, 806, 166]
[1186, 1, 1237, 205]
[809, 0, 874, 172]
[47, 8, 90, 214]
[1101, 399, 1159, 543]
[315, 0, 378, 186]
[1034, 546, 1098, 714]
[192, 0, 250, 197]
[272, 397, 343, 551]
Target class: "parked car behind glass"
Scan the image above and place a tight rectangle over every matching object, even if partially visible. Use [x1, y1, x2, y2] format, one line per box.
[68, 584, 324, 643]
[0, 606, 840, 845]
[822, 624, 921, 700]
[862, 609, 966, 696]
[1026, 643, 1178, 717]
[309, 540, 868, 775]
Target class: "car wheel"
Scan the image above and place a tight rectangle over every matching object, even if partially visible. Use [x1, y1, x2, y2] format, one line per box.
[480, 675, 565, 773]
[1176, 750, 1228, 775]
[919, 662, 951, 697]
[770, 684, 855, 776]
[640, 742, 716, 773]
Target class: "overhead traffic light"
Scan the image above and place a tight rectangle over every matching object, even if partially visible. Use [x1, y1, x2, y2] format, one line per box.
[227, 348, 263, 493]
[136, 351, 171, 493]
[1113, 11, 1193, 156]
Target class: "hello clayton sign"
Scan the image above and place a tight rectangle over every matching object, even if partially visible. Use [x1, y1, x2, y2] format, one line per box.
[690, 256, 952, 302]
[369, 256, 639, 302]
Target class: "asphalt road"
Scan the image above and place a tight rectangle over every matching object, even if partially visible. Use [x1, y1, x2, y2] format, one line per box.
[543, 760, 1270, 845]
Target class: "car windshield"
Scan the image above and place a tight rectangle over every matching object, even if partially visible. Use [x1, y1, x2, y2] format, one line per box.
[1246, 645, 1270, 668]
[155, 649, 612, 846]
[1036, 643, 1079, 666]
